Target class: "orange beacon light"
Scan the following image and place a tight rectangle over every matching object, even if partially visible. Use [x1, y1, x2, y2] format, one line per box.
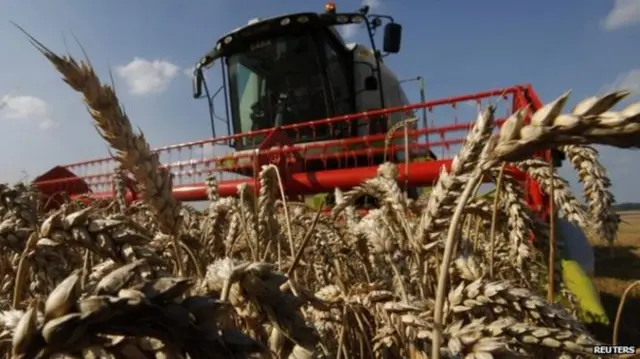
[325, 1, 336, 14]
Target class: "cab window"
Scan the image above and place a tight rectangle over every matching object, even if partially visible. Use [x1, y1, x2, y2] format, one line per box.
[227, 34, 332, 148]
[323, 42, 353, 116]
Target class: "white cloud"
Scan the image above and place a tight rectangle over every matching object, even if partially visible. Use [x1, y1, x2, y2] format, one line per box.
[338, 0, 383, 40]
[183, 66, 195, 77]
[0, 94, 57, 130]
[115, 58, 180, 95]
[602, 0, 640, 31]
[607, 69, 640, 96]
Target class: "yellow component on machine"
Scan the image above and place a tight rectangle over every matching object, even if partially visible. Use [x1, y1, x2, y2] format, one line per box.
[305, 193, 328, 211]
[560, 259, 609, 325]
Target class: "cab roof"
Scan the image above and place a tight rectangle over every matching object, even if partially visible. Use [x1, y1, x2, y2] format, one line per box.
[196, 11, 365, 68]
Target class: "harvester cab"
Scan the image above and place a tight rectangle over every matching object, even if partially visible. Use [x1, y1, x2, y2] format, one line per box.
[191, 2, 435, 175]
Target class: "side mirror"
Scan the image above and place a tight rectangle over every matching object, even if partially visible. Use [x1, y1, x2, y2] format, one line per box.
[364, 76, 378, 91]
[192, 67, 204, 99]
[383, 23, 402, 53]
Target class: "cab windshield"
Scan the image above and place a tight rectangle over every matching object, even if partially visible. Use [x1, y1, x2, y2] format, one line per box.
[227, 34, 331, 147]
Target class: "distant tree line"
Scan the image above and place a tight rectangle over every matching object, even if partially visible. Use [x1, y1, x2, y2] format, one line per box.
[613, 202, 640, 211]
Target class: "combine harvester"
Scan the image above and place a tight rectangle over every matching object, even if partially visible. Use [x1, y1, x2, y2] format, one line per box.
[33, 2, 605, 321]
[34, 2, 562, 207]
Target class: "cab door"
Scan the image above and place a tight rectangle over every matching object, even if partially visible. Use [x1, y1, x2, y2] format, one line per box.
[316, 33, 355, 139]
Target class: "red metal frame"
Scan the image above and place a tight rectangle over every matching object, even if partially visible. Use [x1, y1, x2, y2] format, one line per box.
[33, 84, 552, 220]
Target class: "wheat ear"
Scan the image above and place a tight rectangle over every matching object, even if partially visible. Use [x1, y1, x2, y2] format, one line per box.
[563, 145, 619, 243]
[20, 29, 185, 275]
[494, 90, 640, 161]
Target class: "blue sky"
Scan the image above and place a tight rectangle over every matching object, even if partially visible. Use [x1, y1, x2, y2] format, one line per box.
[0, 0, 639, 201]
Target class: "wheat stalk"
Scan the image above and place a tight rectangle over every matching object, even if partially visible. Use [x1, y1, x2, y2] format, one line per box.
[17, 28, 187, 278]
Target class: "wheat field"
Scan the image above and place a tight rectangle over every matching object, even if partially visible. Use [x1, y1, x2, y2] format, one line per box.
[1, 30, 640, 359]
[589, 211, 640, 347]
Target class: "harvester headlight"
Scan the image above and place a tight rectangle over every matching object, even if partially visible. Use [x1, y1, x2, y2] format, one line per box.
[336, 15, 348, 23]
[223, 36, 233, 44]
[216, 42, 222, 50]
[280, 17, 291, 26]
[352, 15, 364, 24]
[297, 16, 309, 23]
